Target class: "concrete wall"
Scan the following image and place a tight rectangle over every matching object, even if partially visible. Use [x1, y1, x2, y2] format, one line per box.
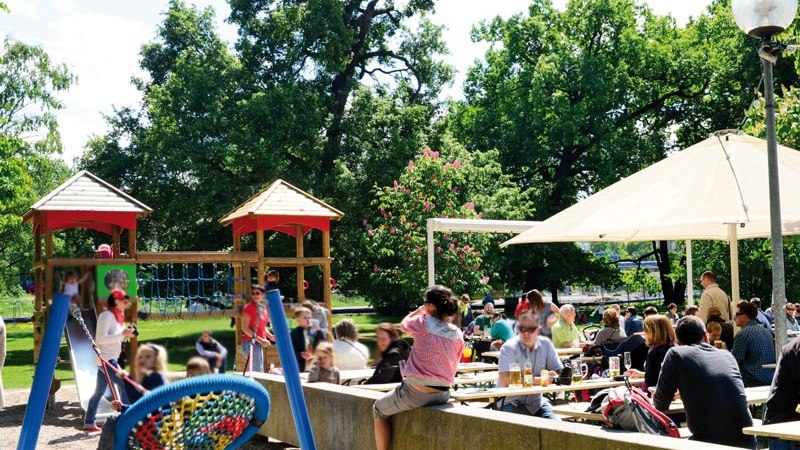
[251, 373, 740, 450]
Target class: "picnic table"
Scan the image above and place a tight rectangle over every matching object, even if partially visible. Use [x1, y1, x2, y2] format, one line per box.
[351, 371, 499, 393]
[477, 347, 584, 361]
[457, 362, 498, 373]
[450, 377, 644, 402]
[300, 368, 375, 385]
[742, 420, 800, 441]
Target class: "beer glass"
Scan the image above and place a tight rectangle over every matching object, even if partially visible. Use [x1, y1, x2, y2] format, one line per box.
[540, 369, 550, 387]
[509, 363, 523, 388]
[609, 356, 620, 378]
[571, 360, 588, 385]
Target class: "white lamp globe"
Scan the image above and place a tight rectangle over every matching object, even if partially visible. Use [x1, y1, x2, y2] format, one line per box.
[732, 0, 798, 38]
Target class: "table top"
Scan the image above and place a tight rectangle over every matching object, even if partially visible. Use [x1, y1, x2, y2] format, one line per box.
[300, 368, 375, 383]
[351, 372, 499, 393]
[467, 335, 493, 342]
[479, 347, 582, 361]
[450, 378, 644, 401]
[481, 351, 500, 359]
[742, 420, 800, 441]
[457, 362, 498, 373]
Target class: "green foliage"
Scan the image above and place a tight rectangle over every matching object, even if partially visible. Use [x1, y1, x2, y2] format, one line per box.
[0, 38, 73, 293]
[620, 268, 662, 296]
[363, 146, 531, 310]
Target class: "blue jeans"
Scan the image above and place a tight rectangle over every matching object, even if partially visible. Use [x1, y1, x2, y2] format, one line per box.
[84, 360, 128, 426]
[500, 399, 558, 419]
[770, 438, 799, 450]
[241, 340, 263, 372]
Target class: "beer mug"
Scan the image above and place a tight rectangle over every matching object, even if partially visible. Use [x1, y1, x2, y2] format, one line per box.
[509, 363, 523, 388]
[608, 356, 621, 378]
[571, 360, 588, 384]
[540, 369, 550, 387]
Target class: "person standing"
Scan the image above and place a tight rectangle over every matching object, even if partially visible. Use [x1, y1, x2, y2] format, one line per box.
[653, 316, 755, 449]
[456, 294, 474, 331]
[373, 285, 462, 450]
[496, 312, 563, 418]
[195, 330, 228, 373]
[84, 289, 135, 433]
[698, 271, 731, 322]
[732, 300, 776, 387]
[525, 289, 559, 338]
[764, 336, 800, 450]
[240, 284, 275, 373]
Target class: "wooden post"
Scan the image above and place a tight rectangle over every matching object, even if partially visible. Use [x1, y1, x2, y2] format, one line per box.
[322, 230, 332, 313]
[112, 226, 121, 257]
[256, 230, 264, 286]
[128, 227, 137, 258]
[296, 224, 305, 302]
[34, 221, 43, 312]
[233, 233, 244, 371]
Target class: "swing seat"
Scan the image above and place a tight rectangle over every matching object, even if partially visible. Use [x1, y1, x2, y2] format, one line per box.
[114, 374, 270, 450]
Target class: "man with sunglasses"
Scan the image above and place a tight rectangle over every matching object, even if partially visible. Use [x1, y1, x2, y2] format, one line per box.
[496, 312, 562, 419]
[241, 284, 275, 372]
[732, 300, 775, 387]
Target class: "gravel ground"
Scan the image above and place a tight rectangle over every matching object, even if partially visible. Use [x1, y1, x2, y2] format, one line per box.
[0, 385, 297, 449]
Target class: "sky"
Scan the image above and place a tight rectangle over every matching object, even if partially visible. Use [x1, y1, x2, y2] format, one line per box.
[2, 0, 714, 163]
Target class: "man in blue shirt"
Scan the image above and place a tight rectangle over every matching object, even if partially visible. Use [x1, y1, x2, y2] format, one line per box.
[732, 300, 776, 387]
[497, 312, 563, 419]
[624, 306, 643, 336]
[750, 297, 774, 333]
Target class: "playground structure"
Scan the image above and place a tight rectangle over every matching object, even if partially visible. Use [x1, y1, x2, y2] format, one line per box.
[22, 171, 342, 400]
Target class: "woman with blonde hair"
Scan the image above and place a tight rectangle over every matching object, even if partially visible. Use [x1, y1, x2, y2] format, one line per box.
[625, 315, 676, 388]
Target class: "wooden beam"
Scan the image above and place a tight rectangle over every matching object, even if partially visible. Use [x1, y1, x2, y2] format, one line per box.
[48, 258, 138, 267]
[322, 230, 332, 312]
[257, 230, 265, 285]
[296, 225, 305, 302]
[135, 252, 259, 263]
[260, 257, 331, 267]
[128, 228, 137, 258]
[112, 226, 121, 257]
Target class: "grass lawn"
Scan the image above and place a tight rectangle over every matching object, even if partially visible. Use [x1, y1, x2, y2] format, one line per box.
[2, 311, 402, 390]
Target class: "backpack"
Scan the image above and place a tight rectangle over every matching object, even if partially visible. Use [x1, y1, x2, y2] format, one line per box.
[602, 382, 681, 438]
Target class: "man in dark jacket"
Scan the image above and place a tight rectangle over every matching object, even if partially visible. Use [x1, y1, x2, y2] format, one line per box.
[653, 316, 755, 449]
[764, 336, 800, 450]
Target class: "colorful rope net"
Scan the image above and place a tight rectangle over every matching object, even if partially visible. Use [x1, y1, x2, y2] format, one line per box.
[115, 375, 270, 450]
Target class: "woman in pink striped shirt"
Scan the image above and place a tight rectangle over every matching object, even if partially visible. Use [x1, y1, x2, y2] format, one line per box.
[373, 285, 463, 450]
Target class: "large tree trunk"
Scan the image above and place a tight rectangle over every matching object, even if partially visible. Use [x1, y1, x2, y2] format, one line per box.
[653, 241, 686, 306]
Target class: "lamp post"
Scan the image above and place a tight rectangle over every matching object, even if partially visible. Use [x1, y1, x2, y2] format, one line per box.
[732, 0, 797, 351]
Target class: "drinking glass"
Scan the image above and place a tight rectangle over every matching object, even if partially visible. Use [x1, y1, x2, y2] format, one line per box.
[609, 356, 620, 378]
[623, 351, 632, 370]
[509, 363, 522, 388]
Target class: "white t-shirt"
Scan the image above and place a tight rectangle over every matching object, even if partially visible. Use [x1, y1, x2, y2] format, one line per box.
[94, 309, 126, 365]
[332, 339, 369, 370]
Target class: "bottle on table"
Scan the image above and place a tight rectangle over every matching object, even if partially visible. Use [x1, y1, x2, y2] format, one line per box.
[523, 360, 533, 388]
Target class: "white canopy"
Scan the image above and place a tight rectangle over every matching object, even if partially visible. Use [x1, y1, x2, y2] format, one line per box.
[502, 131, 800, 307]
[503, 132, 800, 245]
[427, 218, 539, 286]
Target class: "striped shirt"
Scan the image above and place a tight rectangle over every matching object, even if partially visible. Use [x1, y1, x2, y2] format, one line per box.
[401, 315, 464, 387]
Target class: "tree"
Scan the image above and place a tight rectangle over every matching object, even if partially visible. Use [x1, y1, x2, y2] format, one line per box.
[0, 38, 74, 293]
[363, 143, 531, 311]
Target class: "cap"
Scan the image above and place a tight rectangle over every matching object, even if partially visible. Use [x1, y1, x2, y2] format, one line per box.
[252, 284, 266, 293]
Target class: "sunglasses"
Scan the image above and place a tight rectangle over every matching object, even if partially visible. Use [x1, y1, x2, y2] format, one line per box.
[518, 326, 539, 334]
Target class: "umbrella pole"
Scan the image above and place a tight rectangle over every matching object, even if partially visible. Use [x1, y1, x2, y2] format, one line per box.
[728, 224, 741, 309]
[685, 240, 694, 305]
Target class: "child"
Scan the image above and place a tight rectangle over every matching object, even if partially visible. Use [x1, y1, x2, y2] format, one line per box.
[306, 342, 340, 384]
[186, 356, 212, 377]
[373, 285, 463, 450]
[290, 306, 324, 371]
[195, 330, 228, 373]
[97, 343, 169, 450]
[60, 270, 89, 298]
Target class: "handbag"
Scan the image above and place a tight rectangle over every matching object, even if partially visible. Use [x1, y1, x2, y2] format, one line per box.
[602, 380, 680, 438]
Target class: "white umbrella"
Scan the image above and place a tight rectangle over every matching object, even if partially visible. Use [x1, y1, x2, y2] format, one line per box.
[502, 131, 800, 304]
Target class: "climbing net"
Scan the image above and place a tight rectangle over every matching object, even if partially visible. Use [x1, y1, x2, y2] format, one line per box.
[136, 263, 247, 320]
[116, 374, 271, 450]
